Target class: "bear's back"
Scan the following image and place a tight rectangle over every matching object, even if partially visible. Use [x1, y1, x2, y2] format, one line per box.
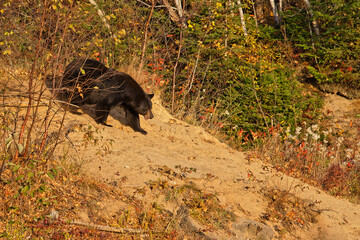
[63, 58, 109, 87]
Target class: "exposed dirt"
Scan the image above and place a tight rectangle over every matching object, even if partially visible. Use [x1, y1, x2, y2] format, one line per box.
[53, 92, 360, 240]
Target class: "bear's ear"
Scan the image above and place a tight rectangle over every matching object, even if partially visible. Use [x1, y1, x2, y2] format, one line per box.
[147, 93, 154, 99]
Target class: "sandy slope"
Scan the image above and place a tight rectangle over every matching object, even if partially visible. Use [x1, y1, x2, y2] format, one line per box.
[59, 93, 360, 240]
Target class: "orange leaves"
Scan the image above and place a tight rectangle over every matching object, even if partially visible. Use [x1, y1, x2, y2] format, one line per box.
[75, 84, 84, 99]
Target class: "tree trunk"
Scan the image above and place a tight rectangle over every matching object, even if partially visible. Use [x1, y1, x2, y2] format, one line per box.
[269, 0, 280, 26]
[279, 0, 283, 12]
[251, 0, 258, 29]
[303, 0, 320, 35]
[236, 1, 248, 36]
[254, 0, 264, 24]
[163, 0, 186, 27]
[88, 0, 116, 38]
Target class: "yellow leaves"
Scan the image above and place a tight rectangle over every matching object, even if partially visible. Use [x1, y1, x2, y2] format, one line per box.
[4, 31, 13, 35]
[187, 20, 194, 31]
[2, 49, 11, 55]
[76, 84, 84, 99]
[0, 9, 4, 14]
[68, 24, 75, 32]
[46, 52, 53, 61]
[115, 29, 126, 44]
[94, 40, 103, 48]
[118, 29, 126, 37]
[215, 2, 222, 9]
[105, 13, 116, 20]
[213, 40, 225, 50]
[114, 37, 122, 45]
[80, 68, 85, 75]
[51, 1, 63, 10]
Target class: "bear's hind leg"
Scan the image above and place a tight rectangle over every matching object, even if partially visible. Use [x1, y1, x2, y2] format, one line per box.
[95, 102, 112, 127]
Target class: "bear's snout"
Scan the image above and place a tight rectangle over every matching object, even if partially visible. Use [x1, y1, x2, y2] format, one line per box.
[144, 110, 154, 120]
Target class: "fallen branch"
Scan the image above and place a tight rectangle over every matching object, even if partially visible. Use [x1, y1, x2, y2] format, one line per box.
[1, 100, 80, 109]
[70, 220, 164, 237]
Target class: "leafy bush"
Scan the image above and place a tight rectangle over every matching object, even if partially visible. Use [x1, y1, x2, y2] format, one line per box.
[220, 63, 322, 146]
[281, 0, 360, 87]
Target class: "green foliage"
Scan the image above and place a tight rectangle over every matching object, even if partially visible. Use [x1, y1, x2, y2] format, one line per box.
[281, 0, 360, 86]
[157, 1, 323, 147]
[221, 63, 322, 145]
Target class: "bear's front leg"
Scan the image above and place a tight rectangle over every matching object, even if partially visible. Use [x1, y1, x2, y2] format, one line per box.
[95, 102, 112, 127]
[123, 105, 147, 135]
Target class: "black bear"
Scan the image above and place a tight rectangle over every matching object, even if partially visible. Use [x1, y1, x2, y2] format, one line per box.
[61, 58, 154, 135]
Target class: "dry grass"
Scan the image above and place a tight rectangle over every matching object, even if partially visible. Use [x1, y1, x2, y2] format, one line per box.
[256, 112, 360, 203]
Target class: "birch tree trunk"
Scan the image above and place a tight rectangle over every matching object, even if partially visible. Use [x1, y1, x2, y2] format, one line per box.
[236, 0, 248, 36]
[303, 0, 320, 35]
[279, 0, 283, 12]
[88, 0, 116, 38]
[251, 0, 258, 29]
[174, 0, 183, 20]
[163, 0, 186, 27]
[269, 0, 280, 26]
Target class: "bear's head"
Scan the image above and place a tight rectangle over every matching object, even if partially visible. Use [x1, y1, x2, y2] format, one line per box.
[133, 93, 154, 120]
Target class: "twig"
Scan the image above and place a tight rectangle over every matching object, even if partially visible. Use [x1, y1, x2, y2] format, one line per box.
[0, 156, 9, 180]
[183, 46, 201, 98]
[138, 0, 155, 78]
[15, 0, 48, 160]
[52, 99, 81, 108]
[70, 220, 161, 237]
[46, 86, 74, 91]
[1, 100, 80, 109]
[252, 77, 269, 130]
[136, 0, 167, 9]
[171, 25, 183, 113]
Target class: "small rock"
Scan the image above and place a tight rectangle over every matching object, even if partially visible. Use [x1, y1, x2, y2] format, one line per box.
[49, 209, 59, 219]
[176, 205, 225, 240]
[232, 218, 274, 240]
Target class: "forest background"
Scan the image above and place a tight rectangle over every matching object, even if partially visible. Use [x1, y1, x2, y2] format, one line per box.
[0, 0, 359, 238]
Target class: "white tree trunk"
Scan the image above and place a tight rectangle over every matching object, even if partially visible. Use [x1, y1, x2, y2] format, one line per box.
[174, 0, 183, 19]
[304, 0, 320, 35]
[88, 0, 113, 36]
[269, 0, 280, 26]
[251, 0, 258, 29]
[163, 0, 186, 27]
[236, 1, 248, 36]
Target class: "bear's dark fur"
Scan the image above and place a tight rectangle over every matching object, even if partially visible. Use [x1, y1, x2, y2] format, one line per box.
[61, 58, 154, 134]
